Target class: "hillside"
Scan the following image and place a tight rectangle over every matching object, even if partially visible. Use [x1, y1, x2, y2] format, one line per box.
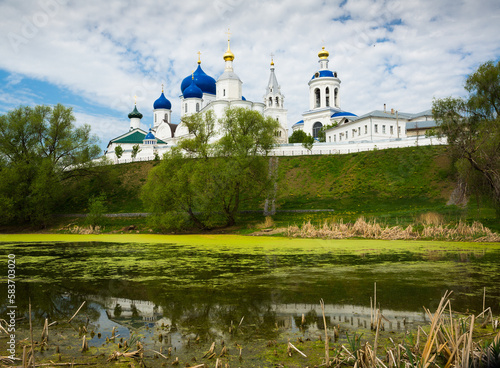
[61, 145, 454, 214]
[57, 145, 498, 231]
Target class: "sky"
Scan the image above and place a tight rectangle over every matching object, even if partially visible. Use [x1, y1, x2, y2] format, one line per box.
[1, 0, 499, 151]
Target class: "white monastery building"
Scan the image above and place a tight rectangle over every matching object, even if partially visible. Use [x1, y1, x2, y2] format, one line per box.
[105, 41, 444, 162]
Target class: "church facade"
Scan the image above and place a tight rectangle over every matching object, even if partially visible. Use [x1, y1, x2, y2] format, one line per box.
[105, 43, 442, 162]
[105, 37, 288, 161]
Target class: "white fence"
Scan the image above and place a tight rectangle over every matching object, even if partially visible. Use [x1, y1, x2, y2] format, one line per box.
[110, 136, 447, 165]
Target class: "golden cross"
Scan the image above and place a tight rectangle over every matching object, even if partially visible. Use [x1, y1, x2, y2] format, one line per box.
[134, 95, 137, 105]
[197, 51, 201, 63]
[225, 27, 231, 41]
[161, 83, 164, 93]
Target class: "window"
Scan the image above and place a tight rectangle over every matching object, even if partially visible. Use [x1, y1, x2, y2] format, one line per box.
[398, 126, 401, 135]
[164, 113, 168, 123]
[269, 97, 272, 107]
[155, 115, 157, 123]
[196, 103, 199, 112]
[358, 127, 361, 136]
[364, 125, 367, 134]
[374, 124, 378, 133]
[346, 131, 348, 139]
[223, 89, 226, 97]
[185, 103, 187, 113]
[328, 136, 331, 142]
[382, 125, 386, 134]
[390, 126, 393, 135]
[276, 97, 279, 106]
[334, 135, 336, 142]
[334, 88, 338, 107]
[315, 88, 320, 108]
[312, 121, 323, 138]
[325, 87, 330, 107]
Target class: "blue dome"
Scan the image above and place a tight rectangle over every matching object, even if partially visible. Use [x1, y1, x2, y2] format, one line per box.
[311, 70, 336, 80]
[331, 111, 357, 118]
[153, 92, 171, 110]
[242, 96, 246, 101]
[183, 79, 203, 99]
[144, 129, 155, 140]
[181, 64, 216, 95]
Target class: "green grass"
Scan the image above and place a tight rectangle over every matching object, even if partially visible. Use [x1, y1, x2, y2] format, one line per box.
[5, 145, 497, 234]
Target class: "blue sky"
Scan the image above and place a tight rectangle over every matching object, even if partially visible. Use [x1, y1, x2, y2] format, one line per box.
[1, 0, 499, 151]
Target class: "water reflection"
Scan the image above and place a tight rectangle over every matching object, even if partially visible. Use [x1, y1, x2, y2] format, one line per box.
[1, 241, 499, 341]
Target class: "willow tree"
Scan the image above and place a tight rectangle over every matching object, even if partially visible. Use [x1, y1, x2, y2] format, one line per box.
[0, 104, 101, 225]
[432, 60, 500, 214]
[142, 107, 280, 230]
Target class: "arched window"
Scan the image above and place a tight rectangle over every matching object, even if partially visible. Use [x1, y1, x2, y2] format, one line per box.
[196, 103, 200, 112]
[185, 103, 187, 113]
[315, 88, 320, 108]
[155, 114, 157, 123]
[276, 96, 279, 106]
[164, 113, 168, 123]
[334, 88, 339, 107]
[325, 87, 330, 107]
[313, 121, 323, 138]
[269, 97, 273, 107]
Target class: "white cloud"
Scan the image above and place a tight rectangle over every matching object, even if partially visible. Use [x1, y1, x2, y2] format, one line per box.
[0, 0, 499, 134]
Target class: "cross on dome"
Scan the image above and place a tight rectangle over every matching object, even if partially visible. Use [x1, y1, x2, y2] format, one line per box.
[223, 28, 234, 61]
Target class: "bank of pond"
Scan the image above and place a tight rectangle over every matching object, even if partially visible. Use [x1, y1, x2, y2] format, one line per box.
[1, 235, 499, 367]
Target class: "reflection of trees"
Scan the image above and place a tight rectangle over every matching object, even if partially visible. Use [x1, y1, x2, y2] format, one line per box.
[3, 282, 100, 323]
[114, 303, 122, 318]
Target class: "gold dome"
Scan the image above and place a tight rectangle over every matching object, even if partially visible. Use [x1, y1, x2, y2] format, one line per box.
[223, 41, 234, 61]
[318, 46, 329, 60]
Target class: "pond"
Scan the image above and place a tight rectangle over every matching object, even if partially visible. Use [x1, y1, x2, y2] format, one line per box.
[1, 235, 500, 367]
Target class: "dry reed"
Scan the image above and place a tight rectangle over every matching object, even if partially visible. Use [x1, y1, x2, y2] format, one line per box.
[285, 217, 500, 241]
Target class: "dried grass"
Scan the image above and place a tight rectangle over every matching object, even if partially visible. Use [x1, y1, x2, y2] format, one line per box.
[68, 225, 102, 235]
[418, 212, 445, 226]
[285, 217, 500, 241]
[256, 216, 275, 229]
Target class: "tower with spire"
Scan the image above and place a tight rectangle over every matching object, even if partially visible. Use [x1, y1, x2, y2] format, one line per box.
[263, 56, 288, 143]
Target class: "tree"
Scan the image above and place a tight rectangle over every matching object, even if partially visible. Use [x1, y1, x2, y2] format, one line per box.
[131, 144, 141, 161]
[0, 104, 101, 225]
[432, 60, 500, 214]
[142, 107, 280, 230]
[288, 130, 308, 143]
[288, 129, 315, 152]
[114, 145, 123, 159]
[302, 134, 315, 153]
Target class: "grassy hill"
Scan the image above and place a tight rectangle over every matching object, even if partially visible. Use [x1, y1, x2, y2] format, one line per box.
[58, 145, 499, 232]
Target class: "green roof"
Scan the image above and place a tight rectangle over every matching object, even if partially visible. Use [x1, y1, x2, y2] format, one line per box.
[112, 131, 147, 144]
[111, 130, 167, 144]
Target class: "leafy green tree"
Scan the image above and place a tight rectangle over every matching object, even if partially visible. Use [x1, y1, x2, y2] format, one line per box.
[289, 130, 308, 143]
[131, 144, 141, 161]
[302, 134, 315, 152]
[85, 193, 108, 228]
[288, 129, 315, 152]
[432, 60, 500, 214]
[142, 107, 279, 230]
[0, 104, 101, 225]
[114, 145, 123, 159]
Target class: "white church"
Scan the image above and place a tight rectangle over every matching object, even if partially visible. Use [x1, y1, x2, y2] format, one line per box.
[105, 40, 443, 162]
